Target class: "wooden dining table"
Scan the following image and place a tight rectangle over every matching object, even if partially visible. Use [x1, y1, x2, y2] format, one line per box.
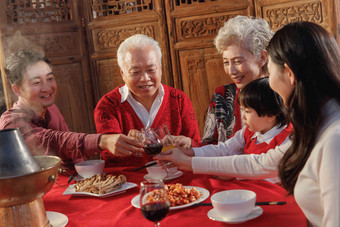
[43, 166, 307, 227]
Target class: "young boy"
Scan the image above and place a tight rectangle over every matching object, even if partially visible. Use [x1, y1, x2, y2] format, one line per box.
[157, 78, 292, 182]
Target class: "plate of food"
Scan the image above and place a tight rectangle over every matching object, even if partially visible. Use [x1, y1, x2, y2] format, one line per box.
[63, 174, 137, 198]
[131, 183, 210, 210]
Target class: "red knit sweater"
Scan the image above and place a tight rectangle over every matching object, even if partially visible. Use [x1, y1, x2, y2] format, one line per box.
[94, 84, 201, 167]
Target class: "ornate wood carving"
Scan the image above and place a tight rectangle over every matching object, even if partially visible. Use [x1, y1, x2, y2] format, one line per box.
[263, 1, 322, 30]
[96, 59, 124, 97]
[94, 25, 154, 51]
[180, 49, 230, 134]
[91, 0, 153, 19]
[23, 33, 79, 57]
[174, 0, 218, 7]
[5, 0, 72, 24]
[178, 14, 239, 40]
[186, 53, 221, 84]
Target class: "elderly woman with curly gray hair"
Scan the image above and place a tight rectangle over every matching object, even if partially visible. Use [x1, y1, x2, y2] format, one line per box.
[202, 15, 274, 145]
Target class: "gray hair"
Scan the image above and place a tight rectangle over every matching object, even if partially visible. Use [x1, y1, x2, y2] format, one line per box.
[5, 49, 51, 85]
[214, 16, 274, 60]
[117, 34, 162, 69]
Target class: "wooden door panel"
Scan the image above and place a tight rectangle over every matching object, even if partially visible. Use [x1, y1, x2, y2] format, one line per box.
[0, 0, 94, 133]
[166, 0, 254, 135]
[96, 59, 123, 98]
[255, 0, 336, 35]
[179, 48, 233, 134]
[53, 63, 89, 132]
[83, 0, 172, 104]
[92, 24, 155, 55]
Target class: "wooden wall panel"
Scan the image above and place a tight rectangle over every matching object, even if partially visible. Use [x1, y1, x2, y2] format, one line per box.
[0, 0, 95, 133]
[96, 59, 123, 98]
[165, 0, 254, 135]
[255, 0, 336, 35]
[83, 0, 172, 104]
[179, 48, 232, 133]
[53, 63, 89, 132]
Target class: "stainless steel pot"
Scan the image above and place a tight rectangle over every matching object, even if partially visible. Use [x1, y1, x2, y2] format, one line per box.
[0, 128, 40, 177]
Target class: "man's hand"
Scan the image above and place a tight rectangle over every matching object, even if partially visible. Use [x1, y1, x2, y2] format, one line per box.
[99, 134, 144, 157]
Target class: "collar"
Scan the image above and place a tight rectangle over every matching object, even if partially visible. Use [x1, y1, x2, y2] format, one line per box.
[119, 84, 164, 103]
[251, 124, 286, 144]
[15, 100, 51, 126]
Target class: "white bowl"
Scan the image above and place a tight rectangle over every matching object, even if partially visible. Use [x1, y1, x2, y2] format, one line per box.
[74, 160, 105, 179]
[146, 165, 167, 180]
[211, 190, 256, 220]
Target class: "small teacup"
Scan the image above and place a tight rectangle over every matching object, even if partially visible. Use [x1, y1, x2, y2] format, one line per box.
[146, 165, 168, 180]
[211, 190, 256, 220]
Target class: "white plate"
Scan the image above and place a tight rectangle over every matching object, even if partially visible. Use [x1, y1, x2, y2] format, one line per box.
[63, 182, 137, 198]
[46, 211, 68, 227]
[144, 171, 183, 181]
[131, 186, 210, 210]
[207, 206, 263, 224]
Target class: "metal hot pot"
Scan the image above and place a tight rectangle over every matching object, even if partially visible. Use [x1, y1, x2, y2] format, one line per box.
[0, 128, 62, 227]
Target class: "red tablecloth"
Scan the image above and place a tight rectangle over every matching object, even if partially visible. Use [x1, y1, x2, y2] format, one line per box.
[43, 167, 307, 227]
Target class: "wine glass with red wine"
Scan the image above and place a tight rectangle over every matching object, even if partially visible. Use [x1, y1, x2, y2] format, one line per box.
[142, 128, 164, 156]
[140, 180, 170, 226]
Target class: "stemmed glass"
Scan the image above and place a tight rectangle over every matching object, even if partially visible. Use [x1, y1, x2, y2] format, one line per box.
[140, 180, 170, 226]
[137, 125, 176, 177]
[141, 127, 164, 156]
[152, 124, 176, 153]
[133, 127, 164, 157]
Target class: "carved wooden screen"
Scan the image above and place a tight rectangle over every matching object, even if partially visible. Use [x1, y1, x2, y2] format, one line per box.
[5, 0, 72, 23]
[0, 0, 95, 133]
[164, 0, 255, 134]
[255, 0, 336, 35]
[83, 0, 171, 101]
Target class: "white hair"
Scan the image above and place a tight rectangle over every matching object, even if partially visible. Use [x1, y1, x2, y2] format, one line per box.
[214, 16, 274, 60]
[117, 34, 162, 69]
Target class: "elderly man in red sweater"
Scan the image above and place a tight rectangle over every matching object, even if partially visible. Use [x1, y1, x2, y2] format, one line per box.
[94, 34, 201, 167]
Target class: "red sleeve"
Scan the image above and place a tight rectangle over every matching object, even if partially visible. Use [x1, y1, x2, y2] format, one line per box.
[93, 90, 124, 135]
[176, 89, 202, 147]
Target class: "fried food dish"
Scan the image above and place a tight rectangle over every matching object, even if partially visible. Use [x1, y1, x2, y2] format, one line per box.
[74, 174, 126, 194]
[145, 183, 201, 207]
[166, 183, 201, 206]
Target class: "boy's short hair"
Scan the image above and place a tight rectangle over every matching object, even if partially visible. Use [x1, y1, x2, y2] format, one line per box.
[238, 77, 286, 127]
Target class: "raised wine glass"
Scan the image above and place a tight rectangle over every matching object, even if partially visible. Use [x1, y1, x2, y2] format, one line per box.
[140, 180, 170, 226]
[152, 125, 177, 177]
[139, 127, 164, 156]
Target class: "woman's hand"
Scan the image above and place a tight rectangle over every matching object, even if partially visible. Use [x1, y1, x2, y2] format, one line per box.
[99, 134, 144, 157]
[156, 147, 194, 171]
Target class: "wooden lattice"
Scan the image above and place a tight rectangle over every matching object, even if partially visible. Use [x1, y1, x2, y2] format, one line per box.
[174, 0, 217, 6]
[91, 0, 154, 18]
[6, 0, 72, 24]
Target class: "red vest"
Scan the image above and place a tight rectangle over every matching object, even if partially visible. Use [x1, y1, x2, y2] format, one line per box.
[243, 124, 293, 155]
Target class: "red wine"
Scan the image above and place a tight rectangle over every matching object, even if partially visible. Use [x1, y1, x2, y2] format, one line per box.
[141, 202, 170, 222]
[144, 143, 163, 156]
